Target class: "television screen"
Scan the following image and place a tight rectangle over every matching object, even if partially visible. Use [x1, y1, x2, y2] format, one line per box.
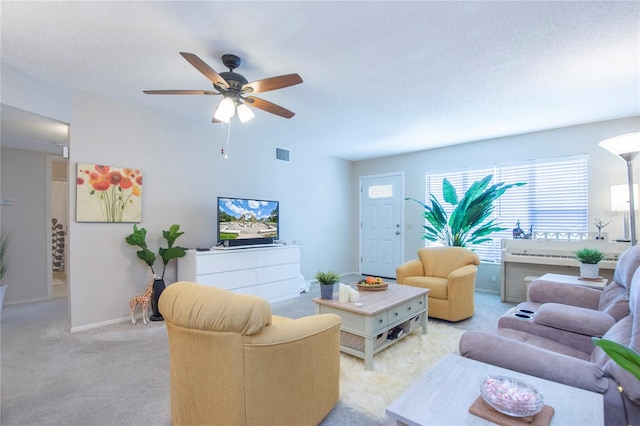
[217, 197, 279, 246]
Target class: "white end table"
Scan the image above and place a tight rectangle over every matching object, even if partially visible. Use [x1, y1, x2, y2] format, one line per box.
[386, 354, 604, 425]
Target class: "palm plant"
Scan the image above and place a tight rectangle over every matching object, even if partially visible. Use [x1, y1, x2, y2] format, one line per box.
[406, 174, 525, 247]
[593, 337, 640, 381]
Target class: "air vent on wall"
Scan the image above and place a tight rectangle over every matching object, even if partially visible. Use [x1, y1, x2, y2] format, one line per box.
[275, 146, 291, 163]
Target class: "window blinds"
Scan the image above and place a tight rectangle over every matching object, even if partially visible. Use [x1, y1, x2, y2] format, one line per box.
[424, 156, 588, 263]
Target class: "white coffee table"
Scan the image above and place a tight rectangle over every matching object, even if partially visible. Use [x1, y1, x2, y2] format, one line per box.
[313, 284, 428, 370]
[386, 354, 603, 425]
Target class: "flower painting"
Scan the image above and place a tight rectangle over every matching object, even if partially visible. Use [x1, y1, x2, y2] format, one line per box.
[76, 163, 142, 223]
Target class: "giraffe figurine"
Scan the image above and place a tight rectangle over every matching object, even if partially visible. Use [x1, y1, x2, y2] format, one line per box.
[129, 276, 155, 325]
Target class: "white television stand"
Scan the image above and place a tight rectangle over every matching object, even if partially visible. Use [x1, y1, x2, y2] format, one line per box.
[178, 245, 302, 303]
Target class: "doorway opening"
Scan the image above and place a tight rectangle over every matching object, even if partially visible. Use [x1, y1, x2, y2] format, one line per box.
[51, 158, 68, 298]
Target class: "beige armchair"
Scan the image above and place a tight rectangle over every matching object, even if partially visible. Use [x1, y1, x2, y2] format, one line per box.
[158, 281, 342, 426]
[396, 247, 481, 321]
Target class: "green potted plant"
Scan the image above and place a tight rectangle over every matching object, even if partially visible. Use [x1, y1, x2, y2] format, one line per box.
[406, 174, 525, 247]
[315, 270, 341, 300]
[0, 230, 9, 310]
[575, 247, 605, 280]
[126, 224, 186, 320]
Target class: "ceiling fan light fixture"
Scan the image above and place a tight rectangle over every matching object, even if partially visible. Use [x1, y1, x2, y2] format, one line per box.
[237, 103, 255, 123]
[214, 97, 236, 122]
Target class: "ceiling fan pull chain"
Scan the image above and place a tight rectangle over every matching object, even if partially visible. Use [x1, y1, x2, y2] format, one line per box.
[223, 121, 232, 160]
[220, 121, 225, 156]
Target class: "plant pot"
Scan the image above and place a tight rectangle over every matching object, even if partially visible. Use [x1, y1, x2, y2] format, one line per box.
[320, 283, 335, 300]
[150, 278, 165, 321]
[580, 263, 600, 279]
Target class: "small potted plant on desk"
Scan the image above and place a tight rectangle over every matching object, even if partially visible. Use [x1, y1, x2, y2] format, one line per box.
[575, 247, 605, 280]
[315, 270, 341, 300]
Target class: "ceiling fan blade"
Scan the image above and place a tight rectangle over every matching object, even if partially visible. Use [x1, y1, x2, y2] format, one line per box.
[179, 52, 229, 89]
[143, 90, 219, 95]
[242, 74, 303, 94]
[244, 96, 295, 119]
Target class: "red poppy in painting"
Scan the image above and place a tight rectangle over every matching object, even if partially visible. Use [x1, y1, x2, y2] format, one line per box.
[120, 177, 133, 190]
[77, 177, 85, 185]
[108, 171, 123, 186]
[92, 180, 110, 191]
[95, 165, 110, 175]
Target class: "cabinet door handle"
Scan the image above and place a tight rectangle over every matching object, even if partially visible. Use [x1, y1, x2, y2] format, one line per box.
[378, 319, 384, 324]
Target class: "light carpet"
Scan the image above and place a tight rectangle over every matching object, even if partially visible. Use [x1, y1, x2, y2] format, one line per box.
[339, 321, 464, 420]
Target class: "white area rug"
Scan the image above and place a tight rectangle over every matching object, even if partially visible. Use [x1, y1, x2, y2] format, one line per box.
[339, 322, 464, 420]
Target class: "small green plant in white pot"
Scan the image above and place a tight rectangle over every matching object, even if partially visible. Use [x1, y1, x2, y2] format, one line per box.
[575, 247, 605, 280]
[315, 270, 340, 300]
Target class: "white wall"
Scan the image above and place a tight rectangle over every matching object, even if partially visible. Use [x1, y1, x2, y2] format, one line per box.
[352, 116, 640, 291]
[0, 149, 50, 303]
[67, 93, 353, 329]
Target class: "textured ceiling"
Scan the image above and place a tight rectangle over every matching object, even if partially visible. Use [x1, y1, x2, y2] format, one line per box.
[1, 1, 639, 161]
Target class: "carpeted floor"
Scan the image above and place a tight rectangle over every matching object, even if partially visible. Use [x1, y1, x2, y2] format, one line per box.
[0, 275, 514, 425]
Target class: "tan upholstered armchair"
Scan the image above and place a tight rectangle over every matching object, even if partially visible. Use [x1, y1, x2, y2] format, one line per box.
[158, 281, 342, 426]
[396, 247, 481, 322]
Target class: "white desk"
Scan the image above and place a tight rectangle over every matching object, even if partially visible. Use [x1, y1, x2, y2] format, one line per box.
[386, 354, 603, 425]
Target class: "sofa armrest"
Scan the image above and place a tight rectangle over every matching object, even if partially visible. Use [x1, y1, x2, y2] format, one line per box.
[459, 331, 609, 393]
[242, 313, 342, 426]
[528, 279, 601, 309]
[535, 303, 615, 337]
[448, 264, 478, 282]
[396, 259, 424, 284]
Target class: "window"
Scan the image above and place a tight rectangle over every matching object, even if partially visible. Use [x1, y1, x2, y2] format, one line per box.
[424, 156, 588, 262]
[368, 184, 393, 199]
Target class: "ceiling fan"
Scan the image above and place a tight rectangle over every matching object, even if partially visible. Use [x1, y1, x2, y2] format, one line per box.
[143, 52, 303, 123]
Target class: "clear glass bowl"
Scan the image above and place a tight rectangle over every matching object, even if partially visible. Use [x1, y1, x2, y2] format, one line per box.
[480, 375, 543, 417]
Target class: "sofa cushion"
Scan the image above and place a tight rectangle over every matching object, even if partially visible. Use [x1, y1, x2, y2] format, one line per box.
[402, 276, 448, 299]
[612, 244, 640, 291]
[591, 316, 632, 368]
[418, 246, 479, 278]
[159, 281, 272, 335]
[535, 303, 615, 337]
[459, 329, 608, 393]
[598, 285, 630, 321]
[494, 328, 592, 360]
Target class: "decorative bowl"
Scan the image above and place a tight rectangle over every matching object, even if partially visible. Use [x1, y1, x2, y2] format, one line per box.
[355, 277, 388, 291]
[356, 282, 388, 291]
[480, 375, 543, 418]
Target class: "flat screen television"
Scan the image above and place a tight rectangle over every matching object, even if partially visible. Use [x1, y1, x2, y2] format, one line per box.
[217, 197, 279, 247]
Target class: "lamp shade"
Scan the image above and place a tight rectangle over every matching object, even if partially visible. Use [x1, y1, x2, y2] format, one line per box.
[213, 97, 236, 123]
[611, 184, 639, 212]
[599, 132, 640, 157]
[237, 103, 255, 123]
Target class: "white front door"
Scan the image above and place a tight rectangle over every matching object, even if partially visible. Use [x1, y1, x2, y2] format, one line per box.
[359, 173, 404, 279]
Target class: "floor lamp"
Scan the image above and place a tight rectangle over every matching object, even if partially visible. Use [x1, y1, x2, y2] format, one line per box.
[599, 132, 640, 246]
[611, 184, 638, 242]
